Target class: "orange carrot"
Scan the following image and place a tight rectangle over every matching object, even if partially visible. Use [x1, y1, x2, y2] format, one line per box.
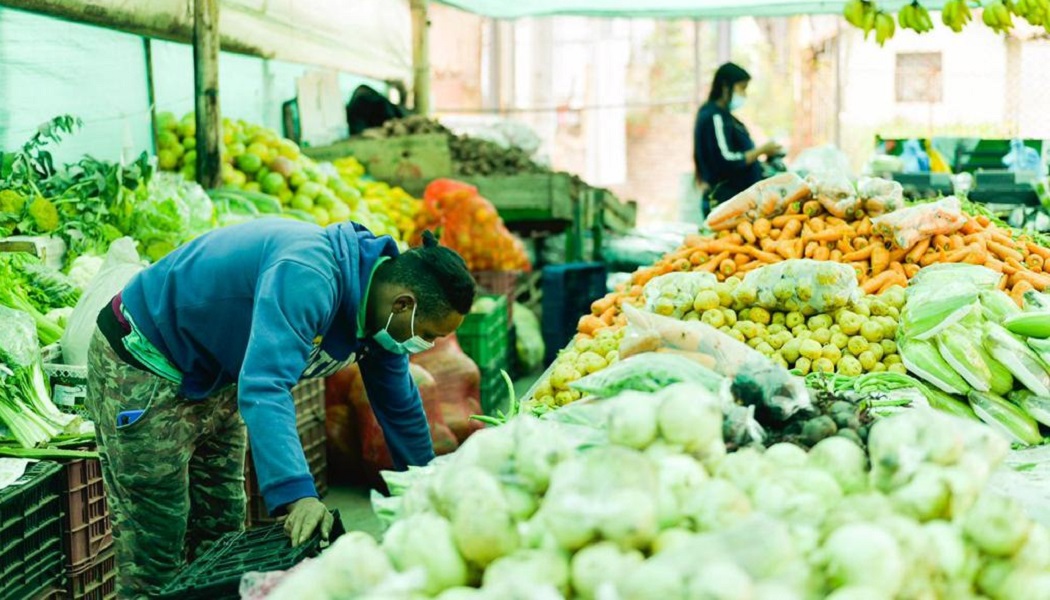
[842, 246, 875, 262]
[1012, 280, 1035, 305]
[989, 241, 1024, 264]
[772, 214, 808, 228]
[810, 218, 827, 233]
[985, 257, 1006, 272]
[734, 253, 751, 266]
[1025, 242, 1050, 261]
[830, 249, 843, 262]
[738, 260, 765, 273]
[753, 218, 772, 239]
[781, 219, 803, 240]
[933, 234, 951, 251]
[578, 315, 605, 336]
[814, 246, 831, 261]
[825, 217, 848, 227]
[871, 244, 890, 276]
[977, 215, 992, 227]
[719, 259, 738, 277]
[878, 272, 909, 295]
[591, 295, 615, 315]
[943, 245, 976, 263]
[770, 228, 782, 240]
[853, 237, 869, 250]
[805, 241, 819, 259]
[963, 232, 990, 245]
[964, 243, 990, 266]
[856, 217, 873, 236]
[836, 238, 853, 254]
[1007, 257, 1027, 273]
[961, 219, 984, 235]
[803, 227, 851, 244]
[904, 263, 920, 278]
[999, 274, 1010, 291]
[802, 200, 822, 217]
[948, 234, 965, 251]
[890, 261, 906, 277]
[760, 238, 778, 253]
[906, 238, 931, 264]
[698, 251, 731, 273]
[1026, 253, 1044, 272]
[989, 229, 1017, 247]
[690, 251, 710, 266]
[862, 270, 900, 294]
[737, 222, 757, 244]
[889, 246, 909, 264]
[919, 251, 943, 267]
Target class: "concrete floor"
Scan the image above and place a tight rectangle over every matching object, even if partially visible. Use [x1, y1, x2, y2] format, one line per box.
[326, 370, 544, 538]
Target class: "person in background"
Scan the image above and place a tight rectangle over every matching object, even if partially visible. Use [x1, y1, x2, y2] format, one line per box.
[693, 62, 783, 216]
[85, 221, 475, 598]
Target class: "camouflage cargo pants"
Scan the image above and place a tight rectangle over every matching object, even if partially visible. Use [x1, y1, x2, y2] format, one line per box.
[85, 327, 247, 599]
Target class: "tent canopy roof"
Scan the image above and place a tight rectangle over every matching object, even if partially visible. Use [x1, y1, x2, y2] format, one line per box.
[434, 0, 912, 19]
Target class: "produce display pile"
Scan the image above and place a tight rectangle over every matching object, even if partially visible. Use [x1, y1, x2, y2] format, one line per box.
[264, 387, 1050, 600]
[361, 115, 546, 177]
[529, 171, 1050, 453]
[413, 179, 532, 272]
[0, 252, 81, 345]
[157, 112, 413, 244]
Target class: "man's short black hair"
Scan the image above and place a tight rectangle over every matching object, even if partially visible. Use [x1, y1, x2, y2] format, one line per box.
[381, 230, 476, 317]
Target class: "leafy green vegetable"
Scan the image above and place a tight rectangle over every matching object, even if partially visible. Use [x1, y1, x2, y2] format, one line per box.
[0, 306, 77, 447]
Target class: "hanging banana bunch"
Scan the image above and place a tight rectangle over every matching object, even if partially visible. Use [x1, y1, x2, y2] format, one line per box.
[1011, 0, 1050, 27]
[982, 0, 1015, 33]
[941, 0, 974, 32]
[899, 1, 936, 33]
[844, 0, 879, 36]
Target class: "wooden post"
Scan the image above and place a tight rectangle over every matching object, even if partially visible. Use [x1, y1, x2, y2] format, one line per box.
[193, 0, 222, 189]
[143, 38, 158, 156]
[410, 0, 431, 115]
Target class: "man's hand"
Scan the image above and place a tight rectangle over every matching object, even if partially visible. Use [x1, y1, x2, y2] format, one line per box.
[759, 141, 784, 157]
[284, 497, 334, 546]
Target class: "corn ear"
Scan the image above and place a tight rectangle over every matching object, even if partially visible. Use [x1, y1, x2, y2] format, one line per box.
[979, 290, 1021, 323]
[936, 326, 993, 392]
[920, 385, 978, 422]
[902, 292, 978, 340]
[899, 337, 971, 396]
[983, 322, 1050, 397]
[1009, 390, 1050, 428]
[1023, 290, 1050, 312]
[968, 390, 1043, 446]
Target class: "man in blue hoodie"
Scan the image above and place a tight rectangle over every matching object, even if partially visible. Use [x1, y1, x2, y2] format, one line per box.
[84, 219, 476, 598]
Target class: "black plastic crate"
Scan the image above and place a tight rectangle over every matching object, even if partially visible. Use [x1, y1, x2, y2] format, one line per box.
[157, 511, 345, 600]
[0, 461, 65, 600]
[541, 262, 607, 364]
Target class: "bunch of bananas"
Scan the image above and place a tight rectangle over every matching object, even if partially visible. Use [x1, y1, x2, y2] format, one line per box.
[941, 0, 974, 32]
[982, 0, 1015, 33]
[873, 10, 897, 44]
[899, 2, 935, 33]
[1013, 0, 1050, 26]
[844, 0, 878, 32]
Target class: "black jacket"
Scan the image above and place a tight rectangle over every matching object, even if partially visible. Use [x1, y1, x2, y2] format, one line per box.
[693, 102, 763, 203]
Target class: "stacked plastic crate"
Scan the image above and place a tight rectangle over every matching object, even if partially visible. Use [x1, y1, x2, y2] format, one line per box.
[541, 263, 608, 365]
[0, 461, 65, 600]
[244, 379, 327, 527]
[55, 454, 115, 600]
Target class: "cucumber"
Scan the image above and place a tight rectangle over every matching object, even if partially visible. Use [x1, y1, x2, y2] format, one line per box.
[237, 190, 284, 215]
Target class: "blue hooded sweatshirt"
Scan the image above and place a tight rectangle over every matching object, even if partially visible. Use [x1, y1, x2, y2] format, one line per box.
[120, 218, 435, 514]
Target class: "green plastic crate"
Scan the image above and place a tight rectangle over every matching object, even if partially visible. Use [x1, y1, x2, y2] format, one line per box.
[480, 364, 511, 416]
[458, 295, 509, 371]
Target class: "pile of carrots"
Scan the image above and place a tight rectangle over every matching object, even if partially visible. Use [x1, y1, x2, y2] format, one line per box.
[577, 201, 1050, 338]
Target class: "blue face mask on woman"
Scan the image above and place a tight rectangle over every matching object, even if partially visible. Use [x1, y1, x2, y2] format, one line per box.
[374, 304, 434, 355]
[729, 93, 746, 112]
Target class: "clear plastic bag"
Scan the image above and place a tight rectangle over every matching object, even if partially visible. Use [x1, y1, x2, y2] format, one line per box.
[856, 177, 904, 216]
[734, 259, 858, 315]
[909, 263, 1003, 291]
[570, 353, 727, 398]
[871, 196, 968, 249]
[705, 172, 811, 231]
[619, 304, 812, 422]
[60, 238, 145, 366]
[512, 303, 545, 373]
[643, 272, 718, 319]
[806, 171, 859, 219]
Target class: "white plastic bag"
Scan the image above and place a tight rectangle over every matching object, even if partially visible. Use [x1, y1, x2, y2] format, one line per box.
[734, 259, 859, 315]
[60, 238, 146, 366]
[806, 171, 859, 219]
[856, 177, 905, 216]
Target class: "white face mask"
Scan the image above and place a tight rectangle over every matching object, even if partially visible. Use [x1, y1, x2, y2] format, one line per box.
[374, 304, 434, 355]
[729, 93, 746, 111]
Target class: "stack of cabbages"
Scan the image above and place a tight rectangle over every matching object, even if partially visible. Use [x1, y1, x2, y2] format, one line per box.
[269, 384, 1050, 600]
